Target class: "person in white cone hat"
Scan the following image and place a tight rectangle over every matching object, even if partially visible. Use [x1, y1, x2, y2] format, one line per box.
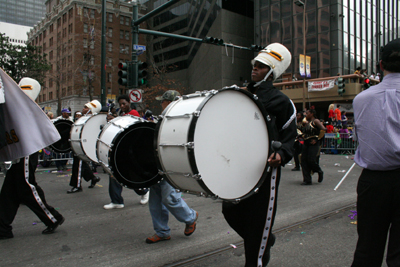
[222, 43, 297, 267]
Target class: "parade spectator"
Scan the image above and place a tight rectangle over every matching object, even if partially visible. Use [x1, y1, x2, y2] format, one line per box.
[47, 111, 54, 120]
[334, 105, 342, 126]
[292, 112, 304, 171]
[375, 72, 381, 81]
[351, 38, 400, 267]
[328, 104, 335, 124]
[341, 111, 348, 128]
[325, 121, 334, 133]
[369, 72, 375, 79]
[354, 66, 361, 75]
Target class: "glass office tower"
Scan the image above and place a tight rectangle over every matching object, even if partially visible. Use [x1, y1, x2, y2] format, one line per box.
[0, 0, 46, 27]
[254, 0, 400, 78]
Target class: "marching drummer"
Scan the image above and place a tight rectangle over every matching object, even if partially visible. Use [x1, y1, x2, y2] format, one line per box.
[145, 90, 198, 244]
[222, 43, 297, 267]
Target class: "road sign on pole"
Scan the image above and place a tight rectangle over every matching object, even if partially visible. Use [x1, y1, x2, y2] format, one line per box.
[128, 89, 143, 103]
[133, 44, 146, 55]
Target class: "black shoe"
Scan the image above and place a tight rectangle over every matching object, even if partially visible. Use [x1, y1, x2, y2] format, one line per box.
[42, 216, 65, 234]
[291, 167, 300, 171]
[301, 182, 312, 185]
[88, 176, 100, 188]
[318, 171, 324, 183]
[262, 234, 276, 266]
[67, 187, 82, 194]
[0, 234, 13, 240]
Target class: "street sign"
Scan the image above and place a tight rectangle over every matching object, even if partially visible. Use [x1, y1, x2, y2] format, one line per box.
[133, 44, 146, 56]
[128, 89, 143, 103]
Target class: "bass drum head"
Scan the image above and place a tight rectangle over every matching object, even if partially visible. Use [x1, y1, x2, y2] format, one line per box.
[50, 120, 73, 153]
[81, 114, 107, 163]
[110, 122, 161, 189]
[192, 89, 270, 200]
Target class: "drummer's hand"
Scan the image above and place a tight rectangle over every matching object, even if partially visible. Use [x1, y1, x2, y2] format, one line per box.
[107, 114, 115, 122]
[268, 152, 281, 168]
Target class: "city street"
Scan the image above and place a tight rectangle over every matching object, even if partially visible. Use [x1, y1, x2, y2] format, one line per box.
[0, 154, 377, 267]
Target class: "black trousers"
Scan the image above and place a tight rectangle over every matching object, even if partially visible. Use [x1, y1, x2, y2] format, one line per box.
[351, 168, 400, 267]
[222, 168, 281, 267]
[293, 140, 302, 169]
[301, 140, 323, 183]
[69, 155, 96, 187]
[0, 153, 63, 237]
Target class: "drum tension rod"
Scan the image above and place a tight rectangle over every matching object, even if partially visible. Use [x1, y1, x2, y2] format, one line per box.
[159, 142, 194, 149]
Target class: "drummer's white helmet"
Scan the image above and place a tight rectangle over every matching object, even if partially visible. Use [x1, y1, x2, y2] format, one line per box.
[85, 100, 102, 114]
[251, 43, 292, 81]
[18, 77, 41, 101]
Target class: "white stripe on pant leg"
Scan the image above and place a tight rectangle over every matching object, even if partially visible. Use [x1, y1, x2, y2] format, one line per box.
[77, 160, 82, 188]
[257, 167, 277, 267]
[24, 156, 57, 223]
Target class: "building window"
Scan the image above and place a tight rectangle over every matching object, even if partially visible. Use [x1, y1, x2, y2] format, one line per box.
[43, 94, 46, 101]
[108, 28, 113, 37]
[83, 86, 87, 95]
[107, 87, 112, 95]
[83, 38, 88, 48]
[120, 44, 124, 53]
[49, 92, 53, 100]
[43, 30, 46, 38]
[50, 37, 53, 46]
[125, 17, 130, 26]
[90, 40, 94, 49]
[120, 16, 124, 25]
[120, 30, 124, 39]
[125, 45, 129, 54]
[57, 18, 61, 28]
[68, 86, 72, 95]
[107, 58, 112, 67]
[43, 43, 46, 51]
[108, 13, 113, 22]
[84, 23, 88, 33]
[125, 31, 129, 40]
[108, 42, 113, 52]
[107, 73, 112, 82]
[50, 24, 53, 33]
[62, 88, 66, 97]
[90, 9, 95, 19]
[90, 56, 94, 65]
[49, 51, 53, 60]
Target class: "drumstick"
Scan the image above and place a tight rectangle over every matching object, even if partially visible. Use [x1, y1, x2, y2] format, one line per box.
[334, 162, 356, 191]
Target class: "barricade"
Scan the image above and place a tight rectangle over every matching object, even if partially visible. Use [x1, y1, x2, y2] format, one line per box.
[321, 133, 357, 154]
[38, 148, 73, 167]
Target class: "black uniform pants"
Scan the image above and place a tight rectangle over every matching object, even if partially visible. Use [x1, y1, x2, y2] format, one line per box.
[293, 140, 302, 169]
[351, 168, 400, 267]
[0, 153, 63, 237]
[69, 155, 96, 188]
[301, 140, 323, 183]
[222, 168, 281, 267]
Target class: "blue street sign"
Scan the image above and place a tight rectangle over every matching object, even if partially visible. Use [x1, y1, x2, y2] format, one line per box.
[133, 45, 146, 55]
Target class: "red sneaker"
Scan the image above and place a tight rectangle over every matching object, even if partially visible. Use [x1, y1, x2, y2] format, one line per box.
[184, 212, 198, 236]
[145, 234, 171, 244]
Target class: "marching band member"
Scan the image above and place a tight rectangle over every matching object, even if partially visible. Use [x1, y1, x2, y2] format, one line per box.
[222, 43, 297, 267]
[145, 90, 198, 244]
[103, 95, 150, 209]
[66, 101, 101, 193]
[300, 109, 326, 185]
[0, 77, 64, 239]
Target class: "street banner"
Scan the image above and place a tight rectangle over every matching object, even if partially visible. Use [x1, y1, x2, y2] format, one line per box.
[308, 79, 336, 92]
[299, 54, 305, 77]
[0, 68, 61, 161]
[306, 56, 311, 78]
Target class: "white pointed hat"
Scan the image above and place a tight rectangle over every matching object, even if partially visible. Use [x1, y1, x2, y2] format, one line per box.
[251, 43, 292, 81]
[18, 77, 41, 100]
[85, 100, 102, 114]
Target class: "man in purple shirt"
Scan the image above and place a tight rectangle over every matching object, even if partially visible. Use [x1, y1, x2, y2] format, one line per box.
[351, 38, 400, 267]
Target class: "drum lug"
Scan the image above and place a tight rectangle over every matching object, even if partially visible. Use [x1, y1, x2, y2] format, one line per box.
[253, 94, 259, 100]
[254, 187, 260, 193]
[193, 111, 200, 117]
[192, 173, 201, 180]
[233, 198, 241, 204]
[211, 195, 218, 200]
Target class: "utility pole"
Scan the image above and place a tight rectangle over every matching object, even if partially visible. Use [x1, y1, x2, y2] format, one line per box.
[100, 0, 106, 106]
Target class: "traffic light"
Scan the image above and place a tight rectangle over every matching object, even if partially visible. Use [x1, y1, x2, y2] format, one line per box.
[337, 77, 345, 96]
[137, 61, 148, 86]
[118, 62, 133, 87]
[250, 45, 263, 52]
[363, 77, 371, 89]
[203, 36, 224, 45]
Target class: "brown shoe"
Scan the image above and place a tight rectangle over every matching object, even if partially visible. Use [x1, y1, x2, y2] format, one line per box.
[145, 234, 171, 244]
[184, 211, 198, 236]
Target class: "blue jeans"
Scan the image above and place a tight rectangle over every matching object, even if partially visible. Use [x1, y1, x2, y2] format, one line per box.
[149, 180, 196, 238]
[108, 176, 149, 204]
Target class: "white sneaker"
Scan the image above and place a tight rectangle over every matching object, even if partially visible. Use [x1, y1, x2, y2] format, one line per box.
[103, 203, 124, 210]
[140, 191, 150, 205]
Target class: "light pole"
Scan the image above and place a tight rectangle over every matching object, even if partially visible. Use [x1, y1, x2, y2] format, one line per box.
[295, 0, 306, 110]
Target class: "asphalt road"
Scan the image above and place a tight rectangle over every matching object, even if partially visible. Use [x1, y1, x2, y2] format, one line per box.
[0, 154, 381, 267]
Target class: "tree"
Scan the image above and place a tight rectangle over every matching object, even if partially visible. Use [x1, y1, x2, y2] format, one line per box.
[0, 33, 50, 85]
